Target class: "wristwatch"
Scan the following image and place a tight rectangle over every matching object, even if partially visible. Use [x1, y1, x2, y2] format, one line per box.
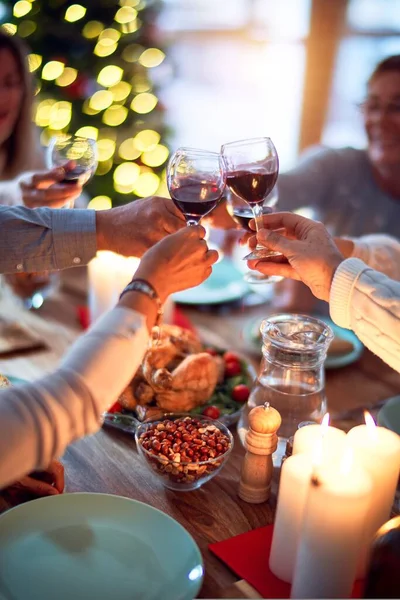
[119, 278, 164, 325]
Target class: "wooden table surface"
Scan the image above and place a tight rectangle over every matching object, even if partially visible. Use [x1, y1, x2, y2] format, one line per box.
[1, 269, 400, 599]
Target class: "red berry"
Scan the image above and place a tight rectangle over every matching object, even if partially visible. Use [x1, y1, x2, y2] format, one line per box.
[107, 401, 123, 414]
[225, 360, 242, 377]
[232, 384, 250, 403]
[202, 406, 221, 419]
[204, 347, 218, 356]
[223, 351, 240, 363]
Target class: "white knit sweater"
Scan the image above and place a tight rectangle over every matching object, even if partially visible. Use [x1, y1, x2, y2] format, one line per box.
[330, 234, 400, 372]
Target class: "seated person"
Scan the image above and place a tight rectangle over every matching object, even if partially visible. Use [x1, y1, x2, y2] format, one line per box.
[249, 212, 400, 373]
[0, 225, 218, 489]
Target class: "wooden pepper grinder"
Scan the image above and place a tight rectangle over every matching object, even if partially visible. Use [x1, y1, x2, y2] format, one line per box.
[239, 402, 281, 503]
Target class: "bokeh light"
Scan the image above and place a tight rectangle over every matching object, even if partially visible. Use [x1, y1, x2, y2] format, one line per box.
[102, 105, 128, 126]
[134, 129, 160, 151]
[97, 138, 116, 161]
[115, 6, 137, 24]
[110, 81, 131, 101]
[141, 144, 169, 167]
[89, 90, 113, 111]
[122, 43, 143, 62]
[134, 172, 160, 197]
[75, 126, 98, 140]
[96, 159, 113, 176]
[139, 48, 165, 68]
[28, 53, 42, 72]
[114, 162, 140, 192]
[18, 20, 36, 37]
[82, 20, 104, 38]
[94, 40, 117, 57]
[56, 67, 78, 87]
[13, 1, 32, 18]
[42, 60, 65, 81]
[88, 196, 112, 210]
[99, 28, 121, 45]
[65, 4, 86, 23]
[130, 92, 157, 114]
[118, 138, 141, 161]
[97, 65, 123, 87]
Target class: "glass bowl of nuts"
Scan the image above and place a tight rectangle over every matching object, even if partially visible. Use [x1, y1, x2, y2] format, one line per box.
[135, 414, 234, 491]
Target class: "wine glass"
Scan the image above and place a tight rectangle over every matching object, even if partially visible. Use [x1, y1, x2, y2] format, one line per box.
[167, 148, 226, 226]
[221, 137, 280, 284]
[227, 186, 283, 284]
[47, 134, 98, 199]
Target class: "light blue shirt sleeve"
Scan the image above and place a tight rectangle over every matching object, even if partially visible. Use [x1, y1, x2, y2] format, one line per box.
[0, 206, 97, 273]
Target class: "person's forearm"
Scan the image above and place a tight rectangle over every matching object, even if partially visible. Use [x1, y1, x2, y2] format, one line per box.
[0, 180, 22, 206]
[0, 306, 149, 488]
[0, 205, 97, 273]
[330, 258, 400, 373]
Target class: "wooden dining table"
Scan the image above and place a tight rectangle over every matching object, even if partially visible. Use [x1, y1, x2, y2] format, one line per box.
[0, 269, 399, 599]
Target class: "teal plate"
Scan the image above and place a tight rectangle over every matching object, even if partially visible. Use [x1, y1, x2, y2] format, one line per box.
[0, 493, 203, 600]
[244, 315, 364, 369]
[378, 396, 400, 435]
[173, 256, 249, 305]
[4, 375, 27, 386]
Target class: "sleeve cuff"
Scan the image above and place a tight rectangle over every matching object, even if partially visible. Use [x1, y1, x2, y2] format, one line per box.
[51, 209, 97, 270]
[329, 258, 369, 328]
[88, 306, 147, 339]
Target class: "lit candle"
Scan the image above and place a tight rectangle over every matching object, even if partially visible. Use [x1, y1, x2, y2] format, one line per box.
[346, 412, 400, 575]
[292, 414, 346, 462]
[269, 453, 314, 582]
[88, 252, 140, 323]
[291, 450, 372, 599]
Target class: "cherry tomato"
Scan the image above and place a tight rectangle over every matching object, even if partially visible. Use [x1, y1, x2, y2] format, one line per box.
[225, 360, 242, 377]
[204, 347, 218, 356]
[202, 406, 221, 419]
[232, 384, 250, 403]
[223, 351, 240, 363]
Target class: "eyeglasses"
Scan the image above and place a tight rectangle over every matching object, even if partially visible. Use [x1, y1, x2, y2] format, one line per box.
[357, 100, 400, 119]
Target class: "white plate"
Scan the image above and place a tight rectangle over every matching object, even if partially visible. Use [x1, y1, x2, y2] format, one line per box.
[0, 493, 203, 600]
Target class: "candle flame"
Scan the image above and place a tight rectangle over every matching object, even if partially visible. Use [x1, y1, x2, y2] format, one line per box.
[340, 446, 354, 476]
[321, 412, 330, 432]
[364, 410, 376, 429]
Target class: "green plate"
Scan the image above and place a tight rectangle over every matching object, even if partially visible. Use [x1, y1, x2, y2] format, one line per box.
[244, 315, 364, 369]
[0, 493, 203, 600]
[378, 396, 400, 436]
[173, 256, 249, 305]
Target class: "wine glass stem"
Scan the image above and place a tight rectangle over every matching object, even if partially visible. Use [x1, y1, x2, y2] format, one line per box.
[187, 220, 198, 227]
[252, 203, 265, 251]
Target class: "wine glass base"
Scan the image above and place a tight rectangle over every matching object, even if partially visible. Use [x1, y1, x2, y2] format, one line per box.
[244, 272, 283, 284]
[243, 249, 282, 261]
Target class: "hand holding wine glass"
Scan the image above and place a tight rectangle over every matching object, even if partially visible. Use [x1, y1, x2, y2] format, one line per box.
[167, 148, 226, 226]
[47, 134, 98, 193]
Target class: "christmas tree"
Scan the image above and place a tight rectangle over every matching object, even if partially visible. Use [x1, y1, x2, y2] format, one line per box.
[1, 0, 170, 207]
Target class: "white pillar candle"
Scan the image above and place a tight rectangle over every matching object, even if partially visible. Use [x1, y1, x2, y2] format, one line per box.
[291, 452, 372, 599]
[346, 416, 400, 575]
[269, 454, 314, 582]
[293, 423, 346, 462]
[88, 252, 139, 323]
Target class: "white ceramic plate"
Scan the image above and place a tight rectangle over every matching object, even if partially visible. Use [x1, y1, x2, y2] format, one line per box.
[0, 493, 203, 600]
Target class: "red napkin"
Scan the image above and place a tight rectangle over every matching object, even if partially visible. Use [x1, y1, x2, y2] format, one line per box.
[76, 305, 197, 334]
[209, 525, 364, 599]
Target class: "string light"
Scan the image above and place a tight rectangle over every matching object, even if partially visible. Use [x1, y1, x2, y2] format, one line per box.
[88, 196, 112, 210]
[28, 53, 42, 72]
[42, 61, 65, 81]
[75, 126, 98, 140]
[102, 105, 128, 126]
[130, 93, 157, 114]
[65, 4, 86, 23]
[89, 90, 113, 111]
[139, 48, 165, 69]
[13, 1, 32, 18]
[97, 65, 123, 87]
[56, 67, 78, 87]
[134, 172, 160, 197]
[82, 21, 104, 39]
[115, 6, 137, 24]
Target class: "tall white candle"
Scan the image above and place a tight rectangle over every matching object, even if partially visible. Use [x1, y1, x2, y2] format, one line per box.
[293, 419, 346, 463]
[291, 452, 372, 599]
[346, 415, 400, 575]
[269, 454, 314, 582]
[88, 252, 139, 323]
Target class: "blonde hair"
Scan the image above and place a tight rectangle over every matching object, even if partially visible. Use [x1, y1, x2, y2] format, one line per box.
[0, 31, 39, 179]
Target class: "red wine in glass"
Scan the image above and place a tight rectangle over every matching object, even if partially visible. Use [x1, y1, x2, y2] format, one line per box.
[170, 178, 221, 225]
[61, 166, 89, 184]
[226, 170, 278, 206]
